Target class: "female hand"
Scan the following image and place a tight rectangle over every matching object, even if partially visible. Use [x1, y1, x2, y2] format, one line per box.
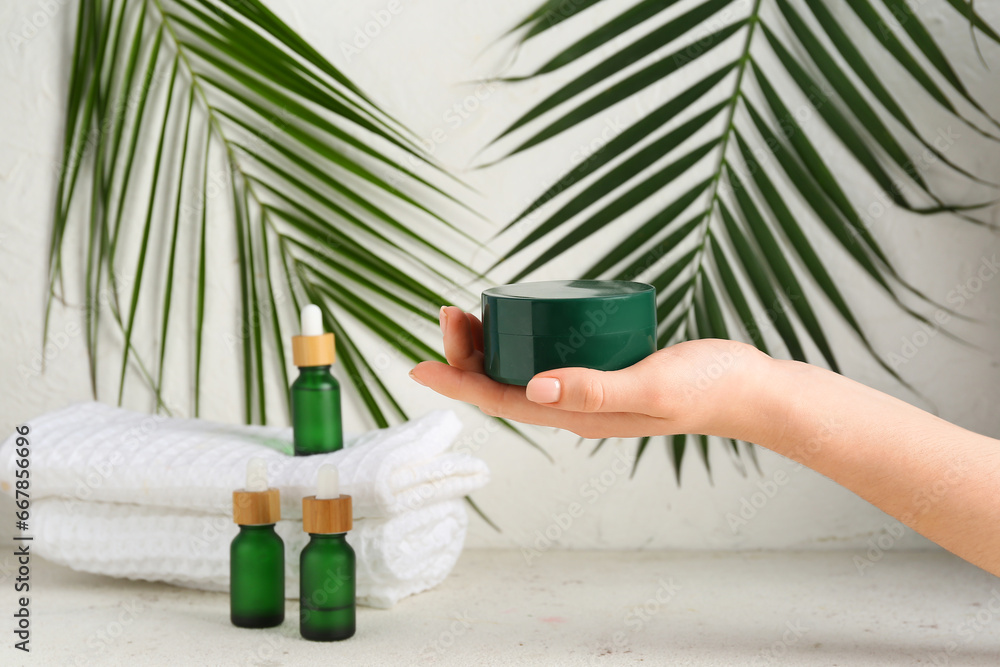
[411, 307, 1000, 578]
[409, 306, 775, 441]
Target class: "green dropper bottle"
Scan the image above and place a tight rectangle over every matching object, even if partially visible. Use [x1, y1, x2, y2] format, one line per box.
[230, 457, 285, 628]
[291, 304, 343, 456]
[300, 464, 356, 642]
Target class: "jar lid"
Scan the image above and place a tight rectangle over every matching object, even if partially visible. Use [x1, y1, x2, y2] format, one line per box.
[482, 280, 656, 336]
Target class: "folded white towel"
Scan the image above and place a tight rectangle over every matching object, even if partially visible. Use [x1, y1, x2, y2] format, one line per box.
[0, 402, 488, 518]
[0, 402, 491, 607]
[31, 498, 467, 608]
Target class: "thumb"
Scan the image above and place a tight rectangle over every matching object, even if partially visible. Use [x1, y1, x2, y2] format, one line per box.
[524, 366, 649, 413]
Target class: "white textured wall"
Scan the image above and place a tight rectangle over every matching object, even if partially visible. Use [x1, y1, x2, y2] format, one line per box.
[2, 0, 1000, 553]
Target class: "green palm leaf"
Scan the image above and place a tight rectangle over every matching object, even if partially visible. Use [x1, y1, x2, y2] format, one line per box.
[489, 0, 999, 481]
[49, 0, 483, 430]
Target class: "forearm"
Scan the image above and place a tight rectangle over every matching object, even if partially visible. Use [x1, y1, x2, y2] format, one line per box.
[743, 358, 1000, 575]
[418, 318, 1000, 572]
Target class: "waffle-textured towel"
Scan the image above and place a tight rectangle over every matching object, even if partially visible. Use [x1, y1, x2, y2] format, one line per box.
[0, 402, 489, 607]
[31, 498, 468, 608]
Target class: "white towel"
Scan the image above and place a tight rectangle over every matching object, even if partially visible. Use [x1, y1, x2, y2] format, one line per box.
[0, 402, 490, 607]
[0, 402, 488, 517]
[30, 498, 468, 608]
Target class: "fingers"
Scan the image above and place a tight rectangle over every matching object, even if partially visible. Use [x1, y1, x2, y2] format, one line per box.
[410, 360, 544, 421]
[440, 306, 483, 373]
[524, 362, 658, 415]
[436, 303, 660, 416]
[408, 361, 656, 438]
[466, 312, 484, 352]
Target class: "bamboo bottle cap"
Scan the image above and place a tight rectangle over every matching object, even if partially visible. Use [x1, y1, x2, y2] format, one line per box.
[233, 488, 281, 525]
[293, 305, 335, 367]
[302, 495, 352, 534]
[292, 332, 335, 367]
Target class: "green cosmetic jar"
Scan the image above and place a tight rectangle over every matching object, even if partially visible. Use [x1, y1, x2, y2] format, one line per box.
[482, 280, 657, 386]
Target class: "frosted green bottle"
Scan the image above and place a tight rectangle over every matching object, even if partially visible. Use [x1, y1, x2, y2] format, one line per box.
[300, 465, 356, 641]
[291, 304, 343, 456]
[231, 458, 284, 628]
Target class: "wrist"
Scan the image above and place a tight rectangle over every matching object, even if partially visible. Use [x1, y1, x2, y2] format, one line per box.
[725, 348, 786, 444]
[742, 358, 838, 460]
[680, 341, 779, 442]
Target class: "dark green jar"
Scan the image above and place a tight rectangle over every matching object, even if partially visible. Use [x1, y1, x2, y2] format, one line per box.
[299, 533, 356, 641]
[230, 524, 285, 628]
[482, 280, 657, 386]
[291, 366, 343, 456]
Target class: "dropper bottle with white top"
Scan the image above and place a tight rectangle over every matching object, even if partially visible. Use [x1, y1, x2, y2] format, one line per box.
[300, 464, 355, 641]
[230, 457, 284, 628]
[291, 304, 343, 456]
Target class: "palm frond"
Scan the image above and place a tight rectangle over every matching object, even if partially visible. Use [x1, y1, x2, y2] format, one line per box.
[488, 0, 1000, 481]
[50, 0, 482, 425]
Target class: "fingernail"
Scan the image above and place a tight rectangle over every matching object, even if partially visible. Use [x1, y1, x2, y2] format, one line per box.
[526, 377, 561, 404]
[408, 369, 426, 386]
[439, 306, 448, 336]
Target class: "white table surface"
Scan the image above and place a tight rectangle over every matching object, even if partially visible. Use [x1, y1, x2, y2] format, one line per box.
[3, 548, 999, 666]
